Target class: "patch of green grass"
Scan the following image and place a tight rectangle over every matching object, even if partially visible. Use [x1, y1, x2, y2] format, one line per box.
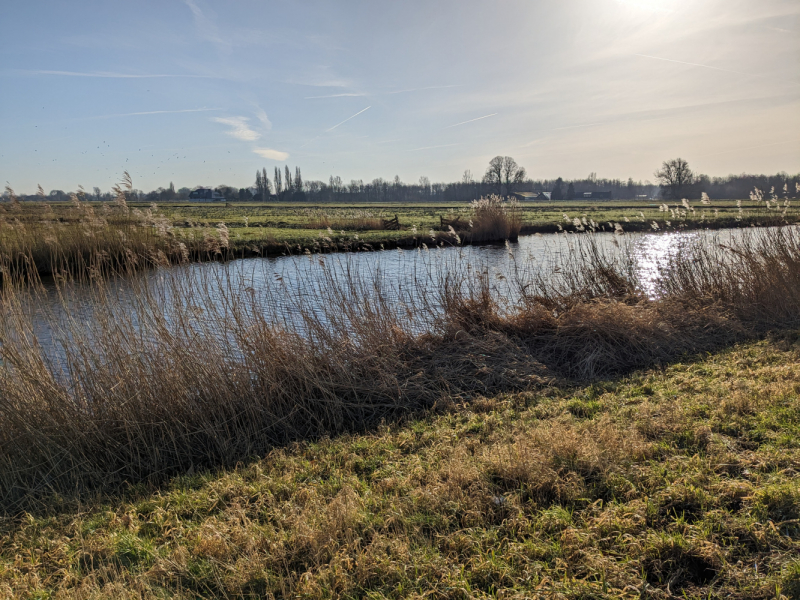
[0, 337, 798, 598]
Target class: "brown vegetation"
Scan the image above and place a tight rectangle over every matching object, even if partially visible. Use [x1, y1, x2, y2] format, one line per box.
[466, 195, 522, 242]
[1, 225, 799, 511]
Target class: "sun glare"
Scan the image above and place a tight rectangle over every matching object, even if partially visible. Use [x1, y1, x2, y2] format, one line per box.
[615, 0, 676, 13]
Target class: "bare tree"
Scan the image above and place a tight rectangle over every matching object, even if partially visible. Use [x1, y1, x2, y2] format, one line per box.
[262, 167, 271, 196]
[284, 165, 293, 195]
[484, 156, 526, 196]
[655, 158, 694, 199]
[419, 176, 431, 195]
[274, 167, 282, 196]
[255, 170, 263, 200]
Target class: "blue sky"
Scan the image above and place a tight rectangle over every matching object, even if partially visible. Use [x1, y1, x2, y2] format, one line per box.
[1, 0, 798, 194]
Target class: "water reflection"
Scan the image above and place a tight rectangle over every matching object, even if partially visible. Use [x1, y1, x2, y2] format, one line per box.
[24, 226, 788, 362]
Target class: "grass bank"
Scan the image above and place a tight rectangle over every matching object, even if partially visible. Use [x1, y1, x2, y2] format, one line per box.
[3, 193, 796, 280]
[1, 337, 798, 598]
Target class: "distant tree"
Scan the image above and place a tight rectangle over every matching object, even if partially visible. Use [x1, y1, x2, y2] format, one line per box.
[655, 158, 694, 199]
[566, 182, 575, 200]
[462, 169, 474, 184]
[274, 167, 282, 197]
[262, 167, 271, 196]
[284, 165, 293, 196]
[551, 177, 564, 201]
[255, 170, 263, 200]
[419, 176, 431, 195]
[294, 167, 305, 200]
[626, 177, 636, 199]
[93, 186, 102, 201]
[483, 156, 526, 196]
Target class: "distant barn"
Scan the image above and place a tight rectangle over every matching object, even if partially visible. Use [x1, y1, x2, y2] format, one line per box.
[575, 191, 613, 199]
[515, 191, 551, 201]
[189, 188, 226, 202]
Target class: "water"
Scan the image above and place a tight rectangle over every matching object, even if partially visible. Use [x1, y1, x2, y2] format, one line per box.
[11, 226, 789, 366]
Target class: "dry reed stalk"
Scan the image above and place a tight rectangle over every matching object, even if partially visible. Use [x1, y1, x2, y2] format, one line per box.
[1, 226, 799, 510]
[464, 195, 522, 242]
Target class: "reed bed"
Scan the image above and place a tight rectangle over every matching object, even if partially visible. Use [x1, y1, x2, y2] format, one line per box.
[1, 226, 800, 510]
[449, 195, 523, 243]
[0, 184, 233, 283]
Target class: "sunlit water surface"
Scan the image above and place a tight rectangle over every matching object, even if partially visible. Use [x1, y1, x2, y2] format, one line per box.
[20, 226, 788, 365]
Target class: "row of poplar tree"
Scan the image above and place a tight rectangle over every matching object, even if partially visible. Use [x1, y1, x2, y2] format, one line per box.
[254, 166, 304, 200]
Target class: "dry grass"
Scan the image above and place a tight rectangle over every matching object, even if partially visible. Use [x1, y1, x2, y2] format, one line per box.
[466, 195, 522, 242]
[0, 186, 229, 282]
[303, 208, 386, 232]
[1, 225, 800, 512]
[0, 336, 798, 598]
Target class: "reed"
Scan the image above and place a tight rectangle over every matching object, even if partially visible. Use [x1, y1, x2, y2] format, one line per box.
[0, 182, 227, 283]
[1, 225, 799, 510]
[466, 195, 522, 242]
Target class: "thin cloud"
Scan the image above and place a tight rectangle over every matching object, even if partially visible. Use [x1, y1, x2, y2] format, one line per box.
[445, 113, 498, 129]
[18, 69, 213, 79]
[93, 107, 221, 119]
[697, 139, 799, 158]
[212, 116, 260, 141]
[183, 0, 229, 51]
[633, 54, 753, 76]
[253, 147, 289, 161]
[326, 106, 371, 132]
[408, 143, 459, 151]
[386, 84, 463, 95]
[520, 121, 605, 146]
[305, 86, 461, 100]
[252, 106, 272, 131]
[305, 93, 366, 99]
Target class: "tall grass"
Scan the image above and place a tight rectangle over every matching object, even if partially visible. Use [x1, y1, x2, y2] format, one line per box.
[0, 184, 230, 282]
[1, 226, 800, 510]
[466, 195, 522, 242]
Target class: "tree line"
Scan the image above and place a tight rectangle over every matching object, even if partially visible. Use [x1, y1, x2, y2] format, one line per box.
[6, 155, 799, 203]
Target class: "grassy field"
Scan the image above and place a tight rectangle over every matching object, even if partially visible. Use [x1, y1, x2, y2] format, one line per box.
[1, 336, 798, 598]
[150, 197, 787, 250]
[1, 195, 794, 282]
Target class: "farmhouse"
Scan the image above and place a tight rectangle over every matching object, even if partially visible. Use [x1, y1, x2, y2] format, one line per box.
[575, 191, 613, 199]
[188, 188, 226, 202]
[515, 191, 551, 201]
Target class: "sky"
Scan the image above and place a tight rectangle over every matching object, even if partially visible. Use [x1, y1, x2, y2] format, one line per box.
[1, 0, 798, 194]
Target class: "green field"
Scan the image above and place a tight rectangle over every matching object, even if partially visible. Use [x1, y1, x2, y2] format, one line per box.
[122, 197, 790, 254]
[1, 337, 798, 598]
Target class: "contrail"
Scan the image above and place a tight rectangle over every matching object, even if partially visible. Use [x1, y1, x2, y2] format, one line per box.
[326, 106, 371, 132]
[21, 69, 214, 79]
[445, 113, 497, 129]
[633, 54, 751, 76]
[93, 108, 222, 119]
[408, 143, 458, 151]
[305, 93, 366, 99]
[387, 84, 462, 95]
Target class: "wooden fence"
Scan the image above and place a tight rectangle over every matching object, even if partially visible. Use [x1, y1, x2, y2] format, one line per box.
[382, 215, 401, 230]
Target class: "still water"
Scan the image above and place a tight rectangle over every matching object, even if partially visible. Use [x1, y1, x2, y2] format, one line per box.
[20, 226, 785, 361]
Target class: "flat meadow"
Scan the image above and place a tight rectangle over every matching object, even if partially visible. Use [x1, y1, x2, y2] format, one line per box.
[0, 191, 799, 599]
